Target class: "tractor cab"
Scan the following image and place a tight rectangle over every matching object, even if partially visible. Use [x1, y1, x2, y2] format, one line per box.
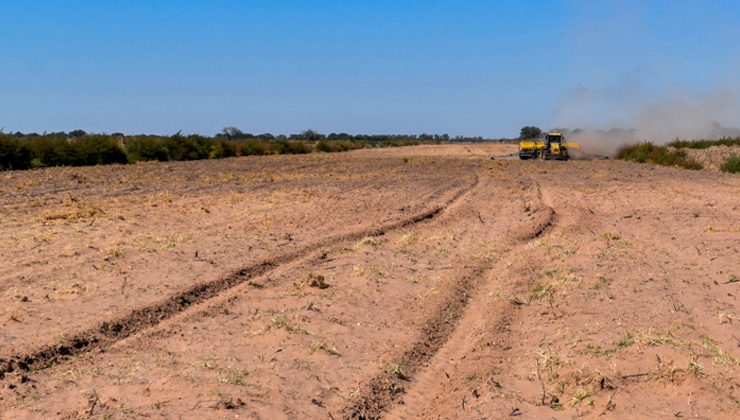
[545, 132, 563, 147]
[543, 132, 569, 160]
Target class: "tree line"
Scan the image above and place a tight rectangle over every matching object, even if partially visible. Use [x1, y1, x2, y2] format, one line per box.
[215, 127, 487, 142]
[0, 128, 478, 171]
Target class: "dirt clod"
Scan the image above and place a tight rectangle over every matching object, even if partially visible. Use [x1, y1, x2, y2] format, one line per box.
[307, 273, 329, 289]
[213, 398, 245, 410]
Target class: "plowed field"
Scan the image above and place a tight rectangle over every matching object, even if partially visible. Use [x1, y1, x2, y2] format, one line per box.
[1, 144, 738, 419]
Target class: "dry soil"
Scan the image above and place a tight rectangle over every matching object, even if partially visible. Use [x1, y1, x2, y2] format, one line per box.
[0, 144, 738, 419]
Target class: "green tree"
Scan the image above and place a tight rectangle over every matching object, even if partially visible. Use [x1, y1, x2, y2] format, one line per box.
[300, 129, 322, 141]
[221, 127, 245, 140]
[519, 126, 542, 139]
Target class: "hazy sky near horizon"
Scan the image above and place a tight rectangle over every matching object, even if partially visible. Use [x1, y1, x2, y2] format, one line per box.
[2, 1, 740, 137]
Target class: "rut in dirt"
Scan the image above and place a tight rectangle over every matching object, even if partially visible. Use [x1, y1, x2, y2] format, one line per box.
[341, 179, 555, 420]
[0, 175, 479, 381]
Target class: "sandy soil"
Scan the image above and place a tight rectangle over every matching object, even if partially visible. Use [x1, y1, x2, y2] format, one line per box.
[680, 145, 740, 171]
[0, 144, 738, 419]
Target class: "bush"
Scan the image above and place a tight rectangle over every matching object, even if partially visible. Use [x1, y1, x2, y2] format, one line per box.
[209, 140, 238, 159]
[668, 137, 740, 149]
[238, 140, 273, 156]
[0, 130, 426, 171]
[26, 135, 76, 167]
[124, 136, 170, 162]
[272, 140, 312, 155]
[72, 135, 128, 165]
[162, 134, 211, 161]
[615, 142, 702, 170]
[720, 154, 740, 173]
[316, 140, 364, 153]
[0, 135, 33, 170]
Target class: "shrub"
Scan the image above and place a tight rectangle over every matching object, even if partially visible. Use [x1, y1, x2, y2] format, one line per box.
[124, 136, 170, 162]
[209, 140, 238, 159]
[272, 140, 312, 155]
[0, 131, 426, 171]
[190, 135, 216, 160]
[615, 142, 652, 162]
[720, 154, 740, 173]
[383, 139, 419, 148]
[71, 135, 128, 165]
[668, 137, 740, 149]
[162, 134, 211, 161]
[615, 142, 702, 170]
[238, 140, 272, 156]
[0, 135, 33, 170]
[26, 135, 76, 167]
[316, 140, 364, 153]
[316, 140, 331, 152]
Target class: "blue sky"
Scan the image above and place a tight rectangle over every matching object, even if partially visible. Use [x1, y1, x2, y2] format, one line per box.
[2, 0, 739, 137]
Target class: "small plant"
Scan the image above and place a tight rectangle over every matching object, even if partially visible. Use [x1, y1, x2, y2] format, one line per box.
[219, 368, 252, 386]
[592, 276, 613, 290]
[354, 236, 380, 250]
[272, 315, 307, 334]
[397, 232, 419, 248]
[642, 329, 678, 347]
[387, 363, 408, 380]
[569, 388, 590, 407]
[720, 154, 740, 173]
[649, 358, 680, 383]
[581, 344, 603, 356]
[615, 332, 635, 349]
[531, 284, 550, 300]
[310, 341, 341, 356]
[687, 357, 703, 377]
[700, 335, 740, 365]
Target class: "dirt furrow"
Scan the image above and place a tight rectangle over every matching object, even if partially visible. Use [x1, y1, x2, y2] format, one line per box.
[341, 263, 489, 420]
[388, 193, 556, 419]
[341, 177, 555, 419]
[0, 175, 479, 381]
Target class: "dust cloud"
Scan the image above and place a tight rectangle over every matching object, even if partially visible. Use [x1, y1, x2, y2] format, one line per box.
[552, 87, 740, 157]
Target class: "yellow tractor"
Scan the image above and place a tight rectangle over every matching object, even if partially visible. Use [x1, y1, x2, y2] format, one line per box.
[519, 132, 580, 160]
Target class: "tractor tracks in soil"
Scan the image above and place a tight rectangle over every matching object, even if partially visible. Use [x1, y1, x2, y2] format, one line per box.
[342, 178, 557, 420]
[0, 175, 480, 382]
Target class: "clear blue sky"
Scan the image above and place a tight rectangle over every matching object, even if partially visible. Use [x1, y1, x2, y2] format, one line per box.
[2, 0, 739, 137]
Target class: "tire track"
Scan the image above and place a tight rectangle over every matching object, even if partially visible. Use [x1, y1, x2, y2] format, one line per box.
[341, 178, 555, 420]
[524, 180, 557, 240]
[0, 175, 479, 381]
